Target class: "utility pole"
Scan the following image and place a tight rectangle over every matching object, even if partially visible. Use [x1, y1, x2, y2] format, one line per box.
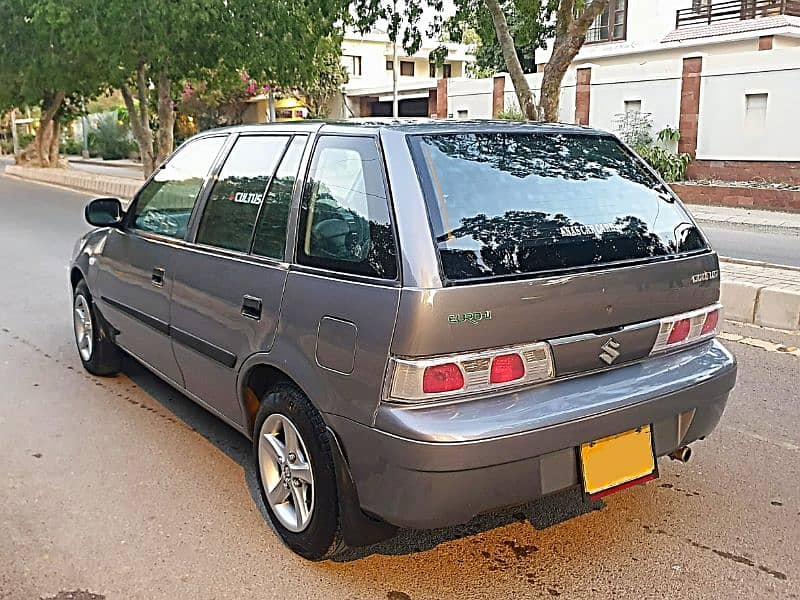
[81, 98, 90, 159]
[267, 90, 276, 123]
[392, 41, 399, 118]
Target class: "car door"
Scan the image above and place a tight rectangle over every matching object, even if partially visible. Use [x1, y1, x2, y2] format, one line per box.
[94, 135, 227, 384]
[168, 134, 309, 426]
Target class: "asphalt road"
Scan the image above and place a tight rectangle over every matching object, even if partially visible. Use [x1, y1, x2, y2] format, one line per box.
[700, 222, 800, 268]
[1, 174, 799, 600]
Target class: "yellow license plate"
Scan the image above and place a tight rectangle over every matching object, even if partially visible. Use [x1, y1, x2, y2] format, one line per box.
[580, 425, 656, 497]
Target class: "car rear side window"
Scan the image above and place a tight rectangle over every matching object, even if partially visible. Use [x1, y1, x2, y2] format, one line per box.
[196, 135, 290, 253]
[297, 136, 397, 279]
[132, 136, 226, 238]
[251, 135, 307, 259]
[411, 132, 707, 282]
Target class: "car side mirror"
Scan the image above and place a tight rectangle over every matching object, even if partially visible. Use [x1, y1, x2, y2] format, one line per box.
[85, 197, 124, 227]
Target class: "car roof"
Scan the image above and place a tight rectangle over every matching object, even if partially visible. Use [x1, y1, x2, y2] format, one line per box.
[193, 119, 608, 138]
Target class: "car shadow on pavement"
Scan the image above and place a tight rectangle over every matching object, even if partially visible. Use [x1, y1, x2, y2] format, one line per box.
[121, 355, 604, 562]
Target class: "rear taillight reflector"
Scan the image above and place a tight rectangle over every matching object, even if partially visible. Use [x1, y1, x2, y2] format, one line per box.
[702, 309, 719, 335]
[667, 318, 691, 345]
[422, 363, 464, 394]
[388, 342, 554, 403]
[651, 304, 722, 355]
[490, 353, 525, 384]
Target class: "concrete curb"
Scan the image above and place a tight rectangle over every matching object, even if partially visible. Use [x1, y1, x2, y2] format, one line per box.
[720, 260, 800, 332]
[66, 157, 142, 170]
[5, 164, 140, 199]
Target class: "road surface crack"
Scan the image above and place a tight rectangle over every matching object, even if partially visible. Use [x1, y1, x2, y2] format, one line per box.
[642, 524, 788, 581]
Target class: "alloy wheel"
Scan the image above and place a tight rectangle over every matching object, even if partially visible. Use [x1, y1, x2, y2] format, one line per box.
[258, 413, 315, 532]
[73, 294, 93, 362]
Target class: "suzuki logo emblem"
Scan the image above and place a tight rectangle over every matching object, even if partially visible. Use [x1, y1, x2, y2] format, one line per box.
[599, 338, 622, 365]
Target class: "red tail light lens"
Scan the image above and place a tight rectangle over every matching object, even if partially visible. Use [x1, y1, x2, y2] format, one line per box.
[701, 309, 719, 335]
[490, 353, 525, 384]
[667, 318, 691, 345]
[422, 363, 464, 394]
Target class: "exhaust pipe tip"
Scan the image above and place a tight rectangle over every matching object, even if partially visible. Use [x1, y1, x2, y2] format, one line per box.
[669, 446, 692, 463]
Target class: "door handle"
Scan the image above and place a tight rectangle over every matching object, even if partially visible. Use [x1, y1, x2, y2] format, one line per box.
[152, 267, 165, 287]
[241, 295, 263, 320]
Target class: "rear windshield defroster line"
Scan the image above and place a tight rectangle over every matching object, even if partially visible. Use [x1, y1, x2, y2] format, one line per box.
[409, 131, 708, 283]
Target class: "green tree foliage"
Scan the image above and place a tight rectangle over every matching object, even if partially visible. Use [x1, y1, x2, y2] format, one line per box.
[88, 0, 353, 175]
[0, 1, 107, 166]
[447, 0, 556, 76]
[614, 112, 691, 182]
[300, 37, 349, 118]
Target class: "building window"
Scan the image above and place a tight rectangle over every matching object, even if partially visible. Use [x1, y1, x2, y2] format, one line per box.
[386, 60, 394, 71]
[400, 61, 414, 76]
[586, 0, 627, 43]
[745, 93, 768, 129]
[443, 64, 452, 78]
[624, 100, 642, 114]
[342, 55, 362, 77]
[429, 62, 436, 78]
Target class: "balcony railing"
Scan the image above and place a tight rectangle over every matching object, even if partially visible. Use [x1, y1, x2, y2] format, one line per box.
[676, 0, 800, 29]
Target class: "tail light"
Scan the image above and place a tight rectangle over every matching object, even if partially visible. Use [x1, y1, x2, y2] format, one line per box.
[651, 304, 722, 354]
[388, 342, 554, 403]
[667, 318, 691, 345]
[490, 353, 525, 384]
[423, 363, 464, 394]
[701, 309, 719, 335]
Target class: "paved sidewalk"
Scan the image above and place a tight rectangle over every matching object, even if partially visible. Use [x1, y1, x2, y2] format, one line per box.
[721, 259, 800, 331]
[688, 204, 800, 230]
[4, 164, 140, 199]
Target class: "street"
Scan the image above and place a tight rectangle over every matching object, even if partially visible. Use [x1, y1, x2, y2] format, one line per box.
[701, 223, 800, 268]
[1, 173, 798, 600]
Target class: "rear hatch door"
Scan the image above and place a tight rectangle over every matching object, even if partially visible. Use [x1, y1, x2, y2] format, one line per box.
[393, 129, 719, 373]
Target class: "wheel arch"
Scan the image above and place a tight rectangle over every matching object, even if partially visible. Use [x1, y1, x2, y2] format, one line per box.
[237, 357, 317, 440]
[239, 354, 398, 547]
[70, 266, 86, 291]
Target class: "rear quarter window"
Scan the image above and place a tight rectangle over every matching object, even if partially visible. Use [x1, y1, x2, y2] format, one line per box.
[296, 135, 398, 280]
[410, 132, 707, 282]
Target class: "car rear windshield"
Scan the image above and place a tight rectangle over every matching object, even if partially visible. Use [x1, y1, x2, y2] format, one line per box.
[410, 131, 707, 282]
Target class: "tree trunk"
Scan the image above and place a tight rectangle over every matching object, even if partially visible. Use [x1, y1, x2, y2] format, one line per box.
[34, 90, 65, 167]
[485, 0, 538, 120]
[121, 61, 155, 177]
[155, 70, 175, 166]
[36, 120, 53, 168]
[539, 0, 609, 122]
[48, 120, 61, 166]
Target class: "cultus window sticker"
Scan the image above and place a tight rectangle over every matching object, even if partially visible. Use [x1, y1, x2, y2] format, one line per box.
[228, 191, 263, 205]
[448, 311, 492, 325]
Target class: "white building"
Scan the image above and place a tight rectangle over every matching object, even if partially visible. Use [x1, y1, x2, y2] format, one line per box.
[539, 0, 800, 66]
[330, 29, 475, 118]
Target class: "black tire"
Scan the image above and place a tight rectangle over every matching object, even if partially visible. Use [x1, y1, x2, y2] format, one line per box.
[72, 280, 121, 376]
[253, 382, 346, 560]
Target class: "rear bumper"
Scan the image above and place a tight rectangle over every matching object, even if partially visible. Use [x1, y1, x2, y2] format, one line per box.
[327, 339, 736, 529]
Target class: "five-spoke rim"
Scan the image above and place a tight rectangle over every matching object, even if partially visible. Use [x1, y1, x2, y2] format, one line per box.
[258, 413, 315, 532]
[73, 294, 93, 362]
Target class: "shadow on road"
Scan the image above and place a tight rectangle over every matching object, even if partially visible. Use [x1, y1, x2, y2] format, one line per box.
[121, 355, 604, 562]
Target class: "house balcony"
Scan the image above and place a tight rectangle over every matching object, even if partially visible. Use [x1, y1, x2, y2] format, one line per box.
[676, 0, 800, 29]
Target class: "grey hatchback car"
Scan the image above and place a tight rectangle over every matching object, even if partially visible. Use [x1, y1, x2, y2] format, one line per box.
[70, 120, 736, 560]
